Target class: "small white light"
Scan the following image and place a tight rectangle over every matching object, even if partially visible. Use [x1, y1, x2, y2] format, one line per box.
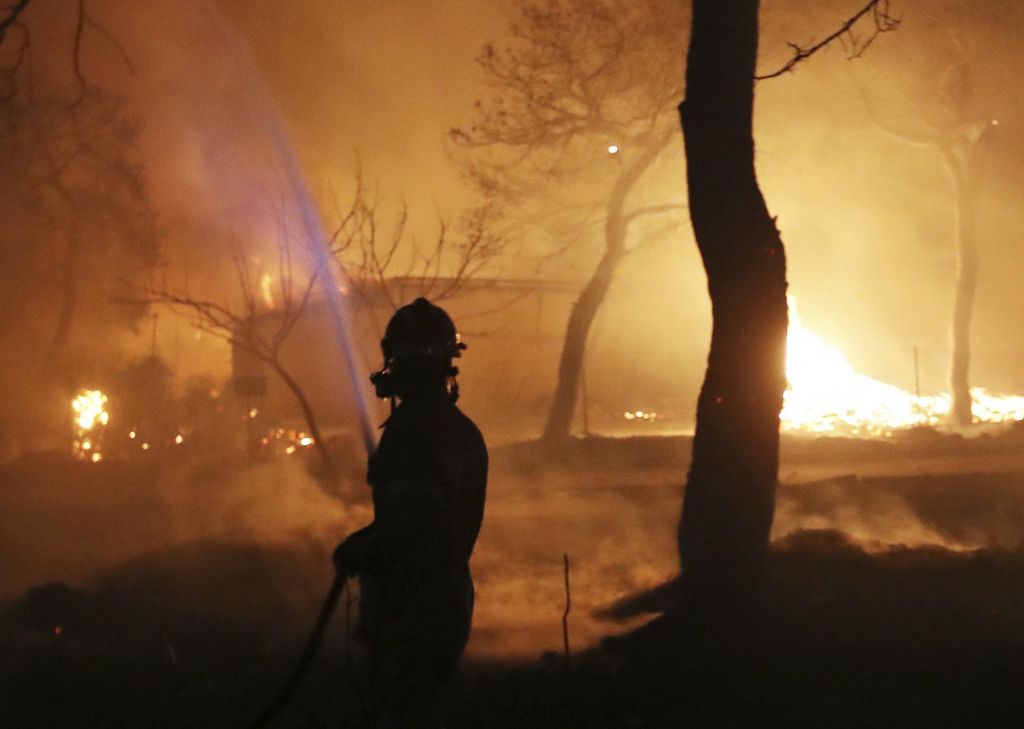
[607, 144, 619, 154]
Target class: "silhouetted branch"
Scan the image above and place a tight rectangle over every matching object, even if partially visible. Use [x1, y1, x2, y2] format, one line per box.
[622, 202, 687, 227]
[757, 0, 899, 80]
[0, 0, 30, 43]
[83, 14, 135, 73]
[328, 170, 505, 313]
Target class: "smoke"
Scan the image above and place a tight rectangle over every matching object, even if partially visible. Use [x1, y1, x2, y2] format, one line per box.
[0, 452, 370, 603]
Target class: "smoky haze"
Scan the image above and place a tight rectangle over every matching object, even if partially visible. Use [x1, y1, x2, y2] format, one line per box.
[3, 0, 1024, 672]
[6, 0, 1023, 413]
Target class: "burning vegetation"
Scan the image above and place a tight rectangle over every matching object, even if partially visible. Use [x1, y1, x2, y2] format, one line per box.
[781, 298, 1024, 436]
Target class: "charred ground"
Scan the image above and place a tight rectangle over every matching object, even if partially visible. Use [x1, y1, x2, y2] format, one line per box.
[3, 431, 1024, 727]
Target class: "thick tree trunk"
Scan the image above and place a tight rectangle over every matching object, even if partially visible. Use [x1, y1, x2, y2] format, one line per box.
[944, 149, 978, 427]
[677, 0, 788, 593]
[542, 129, 674, 441]
[272, 362, 336, 484]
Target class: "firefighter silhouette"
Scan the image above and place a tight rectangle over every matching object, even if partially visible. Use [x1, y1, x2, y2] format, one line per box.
[334, 298, 487, 728]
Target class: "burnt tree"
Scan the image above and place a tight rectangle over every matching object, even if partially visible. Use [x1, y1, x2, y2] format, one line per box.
[676, 0, 788, 590]
[677, 0, 897, 593]
[452, 0, 687, 442]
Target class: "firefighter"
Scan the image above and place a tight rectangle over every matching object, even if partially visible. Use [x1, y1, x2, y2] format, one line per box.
[334, 297, 488, 728]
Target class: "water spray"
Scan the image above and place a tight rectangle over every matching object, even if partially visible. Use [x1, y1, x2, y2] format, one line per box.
[201, 0, 377, 457]
[199, 4, 375, 725]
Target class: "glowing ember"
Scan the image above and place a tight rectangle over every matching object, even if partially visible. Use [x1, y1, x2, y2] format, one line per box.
[72, 389, 109, 461]
[781, 298, 1024, 435]
[260, 427, 317, 455]
[623, 410, 658, 421]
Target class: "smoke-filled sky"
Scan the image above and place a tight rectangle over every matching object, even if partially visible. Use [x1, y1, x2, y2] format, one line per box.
[4, 0, 1024, 425]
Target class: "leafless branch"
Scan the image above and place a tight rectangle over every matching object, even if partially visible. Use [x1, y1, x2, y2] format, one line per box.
[0, 0, 30, 43]
[756, 0, 900, 81]
[327, 171, 506, 316]
[622, 202, 687, 228]
[83, 14, 134, 74]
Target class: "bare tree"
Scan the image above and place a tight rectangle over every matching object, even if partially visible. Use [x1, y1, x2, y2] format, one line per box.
[138, 236, 336, 480]
[854, 20, 996, 426]
[0, 0, 157, 374]
[326, 172, 507, 330]
[452, 0, 688, 441]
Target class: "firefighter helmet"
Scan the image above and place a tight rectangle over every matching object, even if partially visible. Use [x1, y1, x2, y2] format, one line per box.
[371, 298, 466, 401]
[380, 297, 465, 362]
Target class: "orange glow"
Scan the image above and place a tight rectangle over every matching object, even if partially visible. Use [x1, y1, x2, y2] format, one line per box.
[782, 297, 1024, 435]
[72, 389, 109, 462]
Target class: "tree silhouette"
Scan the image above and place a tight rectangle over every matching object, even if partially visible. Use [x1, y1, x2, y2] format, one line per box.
[678, 0, 897, 592]
[452, 0, 688, 441]
[855, 18, 997, 426]
[0, 0, 157, 376]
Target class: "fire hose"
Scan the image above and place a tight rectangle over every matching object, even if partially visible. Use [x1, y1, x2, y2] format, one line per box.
[244, 573, 347, 729]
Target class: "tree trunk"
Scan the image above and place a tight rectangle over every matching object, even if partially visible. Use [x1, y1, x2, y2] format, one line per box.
[949, 175, 978, 427]
[272, 362, 337, 484]
[677, 0, 788, 593]
[944, 147, 979, 427]
[542, 129, 674, 441]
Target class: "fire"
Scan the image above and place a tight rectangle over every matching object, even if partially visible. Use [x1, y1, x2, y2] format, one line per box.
[259, 273, 275, 309]
[781, 298, 1024, 435]
[72, 389, 109, 461]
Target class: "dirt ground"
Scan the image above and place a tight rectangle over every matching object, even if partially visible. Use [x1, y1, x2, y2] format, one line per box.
[2, 429, 1024, 727]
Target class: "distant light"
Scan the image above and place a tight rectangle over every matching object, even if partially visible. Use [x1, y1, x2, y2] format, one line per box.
[90, 453, 103, 463]
[129, 430, 137, 439]
[285, 445, 297, 455]
[991, 119, 1000, 126]
[53, 625, 63, 636]
[249, 408, 258, 419]
[141, 442, 150, 451]
[174, 434, 184, 445]
[299, 436, 314, 447]
[607, 144, 619, 155]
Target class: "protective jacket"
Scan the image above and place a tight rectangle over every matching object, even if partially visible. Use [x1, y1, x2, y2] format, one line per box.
[339, 389, 487, 674]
